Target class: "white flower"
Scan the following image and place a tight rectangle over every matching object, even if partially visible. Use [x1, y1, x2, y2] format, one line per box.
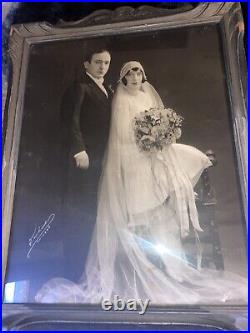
[141, 135, 155, 142]
[174, 128, 182, 139]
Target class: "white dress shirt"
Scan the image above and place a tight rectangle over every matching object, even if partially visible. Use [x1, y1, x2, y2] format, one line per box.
[86, 72, 108, 97]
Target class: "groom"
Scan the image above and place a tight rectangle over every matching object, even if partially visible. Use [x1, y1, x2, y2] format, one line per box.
[61, 45, 112, 281]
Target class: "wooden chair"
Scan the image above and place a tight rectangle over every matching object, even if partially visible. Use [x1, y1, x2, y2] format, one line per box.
[184, 150, 224, 270]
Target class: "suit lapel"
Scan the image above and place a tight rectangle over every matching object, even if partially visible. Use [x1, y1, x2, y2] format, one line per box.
[84, 74, 110, 103]
[104, 83, 114, 101]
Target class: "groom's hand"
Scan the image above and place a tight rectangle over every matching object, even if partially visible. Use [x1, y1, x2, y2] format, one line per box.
[74, 151, 89, 169]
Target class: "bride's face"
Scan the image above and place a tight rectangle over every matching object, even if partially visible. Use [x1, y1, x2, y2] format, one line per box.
[125, 69, 143, 91]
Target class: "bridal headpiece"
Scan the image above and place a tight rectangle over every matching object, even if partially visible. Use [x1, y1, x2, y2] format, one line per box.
[119, 61, 147, 82]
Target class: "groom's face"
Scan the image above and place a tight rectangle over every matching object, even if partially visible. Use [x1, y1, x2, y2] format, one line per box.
[84, 51, 111, 79]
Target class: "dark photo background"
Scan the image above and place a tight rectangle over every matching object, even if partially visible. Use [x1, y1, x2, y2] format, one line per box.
[4, 23, 247, 302]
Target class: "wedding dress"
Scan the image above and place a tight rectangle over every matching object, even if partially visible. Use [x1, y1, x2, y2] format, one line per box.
[35, 69, 247, 305]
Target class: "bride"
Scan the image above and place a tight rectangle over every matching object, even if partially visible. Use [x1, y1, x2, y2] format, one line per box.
[36, 61, 247, 304]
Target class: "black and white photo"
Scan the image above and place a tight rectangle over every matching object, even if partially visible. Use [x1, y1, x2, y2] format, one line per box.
[2, 2, 247, 330]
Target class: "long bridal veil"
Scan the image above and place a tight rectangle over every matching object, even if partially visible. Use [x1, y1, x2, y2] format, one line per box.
[35, 79, 247, 305]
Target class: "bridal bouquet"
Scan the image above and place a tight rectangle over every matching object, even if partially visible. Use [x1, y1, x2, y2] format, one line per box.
[133, 107, 183, 152]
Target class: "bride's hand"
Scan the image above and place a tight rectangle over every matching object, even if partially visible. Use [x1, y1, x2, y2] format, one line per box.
[74, 151, 89, 169]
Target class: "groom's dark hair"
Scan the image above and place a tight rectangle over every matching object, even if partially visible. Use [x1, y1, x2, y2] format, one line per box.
[83, 43, 111, 63]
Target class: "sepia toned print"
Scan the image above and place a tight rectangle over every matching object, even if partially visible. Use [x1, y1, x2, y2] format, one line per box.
[2, 4, 247, 330]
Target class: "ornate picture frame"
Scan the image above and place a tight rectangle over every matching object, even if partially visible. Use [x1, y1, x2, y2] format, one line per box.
[2, 3, 247, 330]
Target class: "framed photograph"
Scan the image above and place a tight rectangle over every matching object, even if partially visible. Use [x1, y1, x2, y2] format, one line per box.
[3, 2, 248, 330]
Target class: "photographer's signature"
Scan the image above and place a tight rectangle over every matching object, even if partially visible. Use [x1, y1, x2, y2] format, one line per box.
[27, 213, 55, 258]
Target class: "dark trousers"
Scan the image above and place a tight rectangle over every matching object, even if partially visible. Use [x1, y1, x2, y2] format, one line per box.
[62, 150, 103, 282]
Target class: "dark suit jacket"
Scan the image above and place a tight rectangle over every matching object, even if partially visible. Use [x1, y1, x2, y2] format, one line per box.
[61, 73, 112, 163]
[60, 74, 112, 281]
